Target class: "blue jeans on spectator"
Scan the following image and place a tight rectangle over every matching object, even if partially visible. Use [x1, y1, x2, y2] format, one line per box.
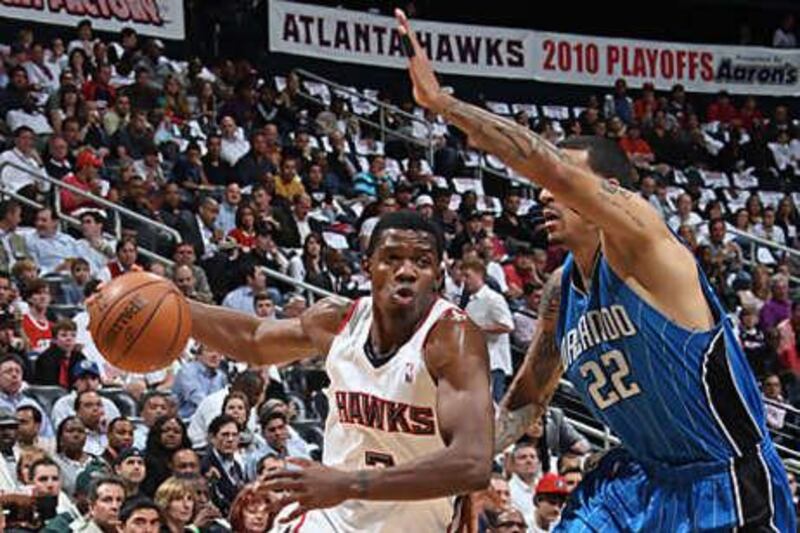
[491, 369, 507, 404]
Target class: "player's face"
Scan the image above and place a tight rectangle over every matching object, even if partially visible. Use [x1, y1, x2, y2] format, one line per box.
[366, 229, 441, 315]
[539, 149, 601, 249]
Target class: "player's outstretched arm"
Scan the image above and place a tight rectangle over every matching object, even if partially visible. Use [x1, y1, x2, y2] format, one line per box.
[260, 312, 492, 521]
[496, 269, 564, 452]
[395, 9, 667, 251]
[188, 297, 351, 366]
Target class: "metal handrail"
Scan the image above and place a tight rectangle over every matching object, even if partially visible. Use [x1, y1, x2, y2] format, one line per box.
[0, 161, 183, 244]
[728, 226, 800, 259]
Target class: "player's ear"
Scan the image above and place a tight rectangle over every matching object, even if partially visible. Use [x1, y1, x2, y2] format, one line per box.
[361, 254, 371, 277]
[608, 177, 621, 189]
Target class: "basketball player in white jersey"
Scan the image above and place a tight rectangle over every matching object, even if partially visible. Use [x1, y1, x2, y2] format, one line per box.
[188, 212, 493, 532]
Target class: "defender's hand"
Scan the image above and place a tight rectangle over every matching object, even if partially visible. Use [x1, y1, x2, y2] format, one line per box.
[395, 9, 449, 113]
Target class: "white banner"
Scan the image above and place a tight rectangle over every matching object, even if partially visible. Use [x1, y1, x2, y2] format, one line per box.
[0, 0, 185, 40]
[269, 0, 800, 96]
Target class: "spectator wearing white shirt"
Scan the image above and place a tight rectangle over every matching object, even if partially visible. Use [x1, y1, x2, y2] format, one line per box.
[507, 442, 542, 527]
[51, 361, 120, 430]
[773, 14, 797, 48]
[0, 200, 30, 272]
[23, 42, 59, 97]
[668, 193, 704, 233]
[529, 473, 570, 533]
[25, 207, 82, 275]
[762, 373, 787, 431]
[0, 126, 46, 197]
[74, 210, 115, 277]
[462, 257, 514, 403]
[753, 207, 787, 246]
[67, 19, 97, 58]
[133, 391, 170, 449]
[75, 390, 107, 456]
[513, 281, 543, 349]
[219, 115, 250, 166]
[222, 262, 268, 315]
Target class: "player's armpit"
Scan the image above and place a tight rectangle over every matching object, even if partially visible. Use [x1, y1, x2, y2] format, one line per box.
[497, 269, 564, 452]
[345, 313, 493, 502]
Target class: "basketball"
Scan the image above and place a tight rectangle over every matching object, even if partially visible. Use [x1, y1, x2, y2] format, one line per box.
[87, 272, 191, 373]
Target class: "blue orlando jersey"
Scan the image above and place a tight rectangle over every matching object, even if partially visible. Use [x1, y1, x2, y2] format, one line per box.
[555, 253, 769, 467]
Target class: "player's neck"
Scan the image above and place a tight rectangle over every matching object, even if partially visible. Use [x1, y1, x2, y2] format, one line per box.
[370, 297, 435, 355]
[570, 236, 602, 288]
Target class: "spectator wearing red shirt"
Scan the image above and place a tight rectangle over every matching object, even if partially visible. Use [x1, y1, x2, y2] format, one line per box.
[503, 248, 538, 299]
[21, 279, 52, 355]
[100, 239, 142, 282]
[60, 149, 103, 215]
[633, 82, 658, 124]
[706, 91, 739, 124]
[82, 64, 116, 106]
[227, 204, 257, 252]
[32, 318, 86, 388]
[618, 123, 655, 166]
[739, 96, 764, 131]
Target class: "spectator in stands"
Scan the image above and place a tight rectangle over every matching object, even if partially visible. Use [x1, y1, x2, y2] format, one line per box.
[0, 408, 19, 474]
[234, 129, 276, 187]
[169, 449, 200, 479]
[287, 232, 326, 287]
[133, 391, 170, 449]
[111, 108, 153, 160]
[61, 256, 91, 306]
[168, 242, 213, 302]
[739, 96, 764, 131]
[740, 307, 772, 377]
[53, 416, 92, 495]
[25, 207, 81, 275]
[275, 193, 320, 249]
[172, 344, 227, 419]
[202, 415, 244, 515]
[103, 94, 131, 137]
[16, 405, 49, 453]
[75, 390, 107, 455]
[776, 302, 800, 375]
[229, 482, 274, 533]
[604, 78, 634, 124]
[84, 476, 126, 531]
[23, 42, 58, 97]
[82, 63, 115, 105]
[530, 473, 570, 533]
[118, 497, 163, 532]
[0, 355, 50, 433]
[495, 191, 536, 250]
[246, 408, 305, 480]
[45, 134, 73, 180]
[504, 248, 538, 300]
[201, 134, 233, 187]
[75, 209, 114, 277]
[0, 200, 30, 272]
[188, 370, 265, 449]
[154, 476, 197, 532]
[762, 373, 787, 431]
[760, 274, 791, 331]
[559, 465, 583, 494]
[178, 196, 221, 261]
[462, 258, 514, 403]
[97, 238, 140, 282]
[142, 416, 191, 498]
[706, 91, 739, 124]
[219, 115, 250, 166]
[33, 318, 86, 387]
[773, 13, 797, 48]
[0, 126, 46, 203]
[223, 262, 269, 315]
[102, 417, 134, 467]
[668, 193, 703, 232]
[753, 207, 787, 246]
[173, 264, 212, 304]
[216, 183, 241, 236]
[274, 156, 306, 202]
[618, 122, 654, 167]
[114, 447, 146, 497]
[507, 442, 541, 524]
[449, 211, 485, 259]
[254, 292, 277, 319]
[22, 279, 53, 355]
[353, 155, 388, 199]
[227, 205, 257, 252]
[51, 360, 119, 428]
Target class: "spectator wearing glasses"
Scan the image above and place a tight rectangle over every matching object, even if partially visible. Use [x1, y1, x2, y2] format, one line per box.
[202, 414, 244, 515]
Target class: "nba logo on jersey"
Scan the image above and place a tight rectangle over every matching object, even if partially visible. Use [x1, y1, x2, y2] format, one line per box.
[404, 362, 414, 383]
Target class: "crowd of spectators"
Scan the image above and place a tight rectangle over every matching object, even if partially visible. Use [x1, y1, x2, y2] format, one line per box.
[0, 16, 797, 531]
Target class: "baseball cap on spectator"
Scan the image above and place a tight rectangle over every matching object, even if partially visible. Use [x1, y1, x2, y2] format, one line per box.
[415, 195, 434, 208]
[75, 460, 111, 497]
[114, 447, 144, 467]
[0, 408, 18, 427]
[71, 360, 101, 381]
[536, 473, 570, 497]
[259, 398, 286, 421]
[74, 207, 107, 222]
[76, 149, 103, 170]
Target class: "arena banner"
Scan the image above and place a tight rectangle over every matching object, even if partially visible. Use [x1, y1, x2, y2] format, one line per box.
[269, 0, 800, 96]
[0, 0, 185, 40]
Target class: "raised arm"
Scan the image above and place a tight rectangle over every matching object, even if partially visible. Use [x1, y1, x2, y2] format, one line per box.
[495, 269, 564, 452]
[261, 312, 493, 520]
[188, 296, 351, 366]
[395, 9, 667, 251]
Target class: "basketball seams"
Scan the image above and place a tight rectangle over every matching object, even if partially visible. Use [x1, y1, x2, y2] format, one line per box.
[164, 290, 188, 362]
[115, 288, 173, 367]
[92, 279, 165, 342]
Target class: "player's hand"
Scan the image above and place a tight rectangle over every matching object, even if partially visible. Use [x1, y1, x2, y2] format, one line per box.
[260, 458, 352, 522]
[395, 9, 448, 113]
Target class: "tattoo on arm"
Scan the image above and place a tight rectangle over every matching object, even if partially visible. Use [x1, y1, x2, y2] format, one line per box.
[354, 470, 370, 499]
[440, 99, 567, 171]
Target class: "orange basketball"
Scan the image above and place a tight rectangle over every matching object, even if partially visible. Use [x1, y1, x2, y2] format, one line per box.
[87, 271, 191, 373]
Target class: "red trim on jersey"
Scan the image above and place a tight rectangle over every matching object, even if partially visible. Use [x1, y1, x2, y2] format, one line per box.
[421, 305, 465, 350]
[292, 511, 308, 532]
[335, 298, 360, 334]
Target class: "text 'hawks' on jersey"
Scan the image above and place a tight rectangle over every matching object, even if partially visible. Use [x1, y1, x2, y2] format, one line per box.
[334, 391, 436, 435]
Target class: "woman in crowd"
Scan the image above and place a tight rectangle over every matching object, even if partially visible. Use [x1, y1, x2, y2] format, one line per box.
[161, 74, 192, 122]
[16, 447, 48, 485]
[228, 483, 274, 533]
[49, 84, 85, 135]
[746, 193, 764, 226]
[142, 416, 192, 497]
[223, 390, 257, 455]
[67, 48, 91, 87]
[228, 205, 257, 252]
[288, 232, 326, 287]
[776, 195, 799, 247]
[155, 476, 197, 533]
[53, 416, 93, 495]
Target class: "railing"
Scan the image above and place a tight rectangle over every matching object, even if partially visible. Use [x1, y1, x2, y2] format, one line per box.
[727, 226, 800, 284]
[259, 264, 800, 473]
[0, 160, 181, 266]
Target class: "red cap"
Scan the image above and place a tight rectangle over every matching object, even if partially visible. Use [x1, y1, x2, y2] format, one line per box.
[76, 149, 102, 170]
[535, 473, 570, 496]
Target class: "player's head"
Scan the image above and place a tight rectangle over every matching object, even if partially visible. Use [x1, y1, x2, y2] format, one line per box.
[539, 136, 634, 248]
[364, 211, 444, 315]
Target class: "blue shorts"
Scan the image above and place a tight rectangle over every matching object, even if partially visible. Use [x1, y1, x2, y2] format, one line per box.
[555, 443, 796, 532]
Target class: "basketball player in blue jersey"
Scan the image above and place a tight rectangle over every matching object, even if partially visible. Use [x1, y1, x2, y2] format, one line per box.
[397, 9, 795, 532]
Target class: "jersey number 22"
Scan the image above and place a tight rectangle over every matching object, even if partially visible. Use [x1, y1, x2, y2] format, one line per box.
[580, 350, 641, 409]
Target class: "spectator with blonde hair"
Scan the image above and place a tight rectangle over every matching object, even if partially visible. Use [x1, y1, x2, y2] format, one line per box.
[154, 476, 196, 533]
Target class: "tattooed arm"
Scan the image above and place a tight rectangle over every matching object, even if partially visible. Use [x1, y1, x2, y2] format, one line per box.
[395, 9, 669, 251]
[495, 268, 564, 452]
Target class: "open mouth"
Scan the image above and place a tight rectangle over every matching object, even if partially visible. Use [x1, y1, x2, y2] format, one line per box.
[542, 209, 561, 231]
[392, 286, 415, 304]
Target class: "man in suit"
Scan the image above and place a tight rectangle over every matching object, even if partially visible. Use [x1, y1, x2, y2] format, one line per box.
[177, 196, 222, 260]
[274, 193, 321, 249]
[201, 414, 244, 515]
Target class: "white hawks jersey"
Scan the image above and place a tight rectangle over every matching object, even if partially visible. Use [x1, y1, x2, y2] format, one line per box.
[274, 296, 464, 533]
